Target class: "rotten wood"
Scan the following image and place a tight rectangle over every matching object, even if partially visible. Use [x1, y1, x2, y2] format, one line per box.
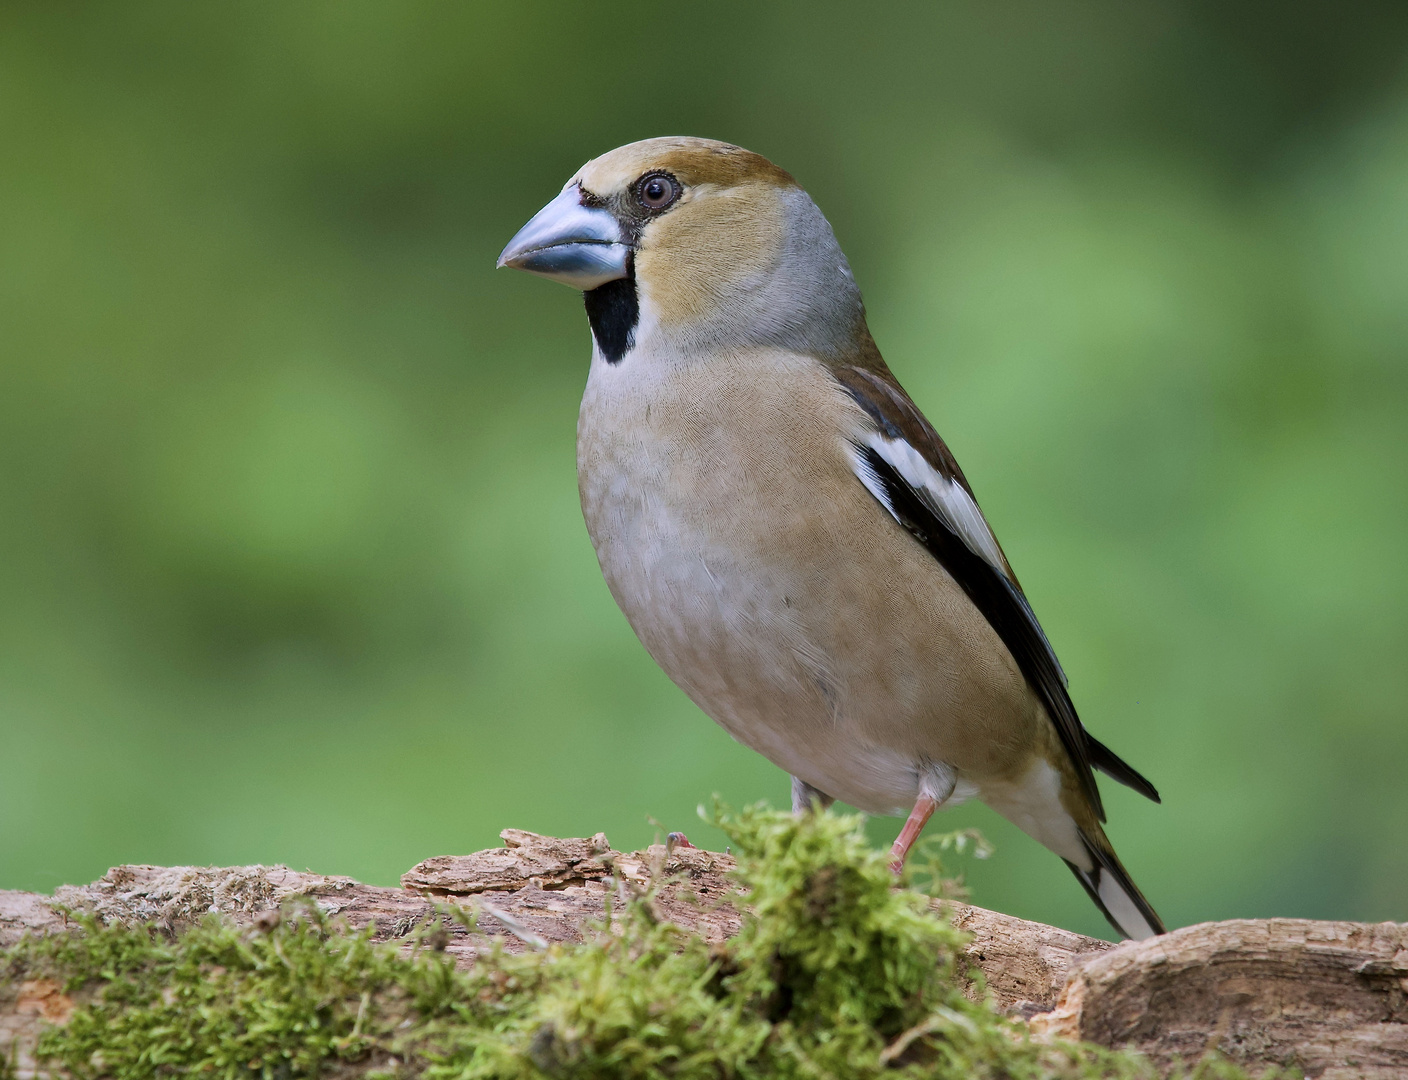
[3, 830, 1405, 1077]
[1031, 917, 1408, 1078]
[0, 832, 1093, 1005]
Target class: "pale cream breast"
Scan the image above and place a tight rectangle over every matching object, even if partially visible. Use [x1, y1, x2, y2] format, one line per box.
[577, 344, 1045, 814]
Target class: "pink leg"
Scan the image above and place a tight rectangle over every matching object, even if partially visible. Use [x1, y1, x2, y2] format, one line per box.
[888, 794, 938, 874]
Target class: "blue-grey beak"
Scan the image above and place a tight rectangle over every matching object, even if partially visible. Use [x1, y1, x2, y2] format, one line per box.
[496, 184, 630, 291]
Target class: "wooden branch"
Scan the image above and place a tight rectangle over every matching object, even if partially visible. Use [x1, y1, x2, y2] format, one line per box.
[1030, 917, 1408, 1078]
[4, 830, 1405, 1077]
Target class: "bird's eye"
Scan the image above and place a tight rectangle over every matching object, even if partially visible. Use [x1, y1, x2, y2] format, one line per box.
[637, 172, 681, 211]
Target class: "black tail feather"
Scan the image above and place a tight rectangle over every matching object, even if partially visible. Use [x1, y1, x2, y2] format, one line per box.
[1065, 832, 1166, 941]
[1085, 734, 1161, 803]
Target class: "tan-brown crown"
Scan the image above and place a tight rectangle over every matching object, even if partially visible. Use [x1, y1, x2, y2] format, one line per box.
[575, 137, 796, 197]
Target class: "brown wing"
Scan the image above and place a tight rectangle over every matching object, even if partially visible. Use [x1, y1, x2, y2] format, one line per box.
[834, 365, 1159, 818]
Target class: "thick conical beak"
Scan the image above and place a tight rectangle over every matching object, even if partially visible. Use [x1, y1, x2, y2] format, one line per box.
[496, 184, 629, 290]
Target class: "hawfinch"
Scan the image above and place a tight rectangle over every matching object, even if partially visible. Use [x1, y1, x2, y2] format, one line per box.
[498, 137, 1165, 940]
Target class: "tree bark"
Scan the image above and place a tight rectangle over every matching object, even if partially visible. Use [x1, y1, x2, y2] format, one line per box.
[3, 830, 1405, 1077]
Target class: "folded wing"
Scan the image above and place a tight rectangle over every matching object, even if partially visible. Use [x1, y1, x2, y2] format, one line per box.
[835, 365, 1159, 820]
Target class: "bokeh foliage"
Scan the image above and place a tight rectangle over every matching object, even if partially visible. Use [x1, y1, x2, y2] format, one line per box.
[1, 2, 1405, 939]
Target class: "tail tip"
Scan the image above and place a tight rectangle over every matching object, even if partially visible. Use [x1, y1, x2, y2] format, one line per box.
[1065, 846, 1167, 941]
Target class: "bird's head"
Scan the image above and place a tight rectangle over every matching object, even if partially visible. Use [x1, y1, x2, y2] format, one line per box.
[497, 137, 872, 365]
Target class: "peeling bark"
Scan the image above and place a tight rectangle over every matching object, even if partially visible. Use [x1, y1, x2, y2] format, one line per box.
[3, 830, 1404, 1077]
[1030, 917, 1408, 1078]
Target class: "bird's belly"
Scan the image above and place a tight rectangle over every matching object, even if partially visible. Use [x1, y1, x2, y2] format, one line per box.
[583, 482, 924, 812]
[576, 349, 1040, 815]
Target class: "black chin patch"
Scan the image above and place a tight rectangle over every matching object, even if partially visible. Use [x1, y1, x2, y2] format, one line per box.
[583, 260, 638, 364]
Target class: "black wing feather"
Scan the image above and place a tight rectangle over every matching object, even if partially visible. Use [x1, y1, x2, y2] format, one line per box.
[858, 444, 1143, 820]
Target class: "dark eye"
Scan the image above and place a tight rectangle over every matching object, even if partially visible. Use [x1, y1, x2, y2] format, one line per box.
[637, 172, 681, 211]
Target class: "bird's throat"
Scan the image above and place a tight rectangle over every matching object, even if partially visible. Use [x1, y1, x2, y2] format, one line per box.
[583, 261, 639, 364]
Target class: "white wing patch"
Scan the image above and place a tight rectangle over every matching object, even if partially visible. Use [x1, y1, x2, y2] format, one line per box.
[856, 432, 1007, 573]
[851, 431, 1068, 688]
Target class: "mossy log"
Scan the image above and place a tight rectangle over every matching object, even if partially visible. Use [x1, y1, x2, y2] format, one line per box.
[3, 830, 1406, 1077]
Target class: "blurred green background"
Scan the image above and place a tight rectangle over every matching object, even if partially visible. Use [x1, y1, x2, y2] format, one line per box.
[2, 2, 1405, 941]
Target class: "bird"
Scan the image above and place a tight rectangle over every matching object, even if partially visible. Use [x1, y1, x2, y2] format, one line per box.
[497, 136, 1166, 940]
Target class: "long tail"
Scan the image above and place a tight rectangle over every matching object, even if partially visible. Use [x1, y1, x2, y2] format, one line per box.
[1085, 733, 1161, 804]
[1064, 827, 1165, 940]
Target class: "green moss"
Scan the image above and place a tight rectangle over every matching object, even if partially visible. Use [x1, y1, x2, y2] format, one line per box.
[2, 808, 1274, 1079]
